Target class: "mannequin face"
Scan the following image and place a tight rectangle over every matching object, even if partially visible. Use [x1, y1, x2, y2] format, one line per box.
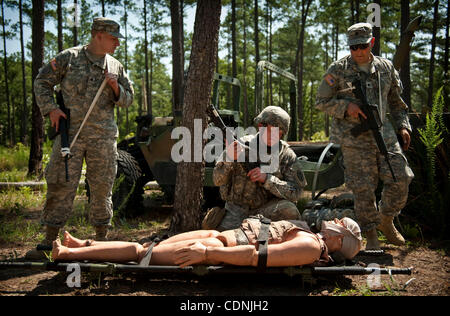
[324, 234, 344, 252]
[322, 219, 345, 252]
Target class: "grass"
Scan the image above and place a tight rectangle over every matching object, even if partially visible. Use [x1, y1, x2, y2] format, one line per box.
[0, 186, 45, 212]
[0, 141, 52, 182]
[0, 211, 44, 245]
[0, 143, 30, 172]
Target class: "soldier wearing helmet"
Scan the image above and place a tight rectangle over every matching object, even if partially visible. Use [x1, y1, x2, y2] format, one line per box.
[202, 106, 307, 231]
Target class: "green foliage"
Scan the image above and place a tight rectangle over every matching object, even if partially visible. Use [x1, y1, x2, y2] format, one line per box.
[406, 86, 449, 238]
[0, 214, 43, 244]
[418, 85, 444, 193]
[0, 186, 44, 211]
[0, 142, 29, 172]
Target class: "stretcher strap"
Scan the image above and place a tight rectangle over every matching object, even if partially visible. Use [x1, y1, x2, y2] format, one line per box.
[257, 217, 271, 273]
[139, 241, 157, 267]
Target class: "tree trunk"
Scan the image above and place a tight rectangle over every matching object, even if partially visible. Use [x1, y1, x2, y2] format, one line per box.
[400, 0, 411, 108]
[123, 0, 130, 134]
[296, 0, 312, 141]
[254, 0, 260, 113]
[444, 0, 449, 110]
[28, 0, 45, 176]
[57, 0, 63, 52]
[231, 0, 238, 109]
[11, 95, 16, 145]
[350, 0, 361, 24]
[143, 0, 151, 115]
[267, 1, 273, 106]
[170, 0, 221, 233]
[427, 0, 439, 110]
[101, 0, 105, 16]
[372, 0, 381, 56]
[1, 0, 11, 146]
[170, 0, 185, 114]
[73, 0, 78, 46]
[242, 0, 249, 126]
[324, 27, 330, 138]
[309, 81, 314, 140]
[355, 0, 360, 22]
[19, 0, 28, 144]
[148, 2, 154, 116]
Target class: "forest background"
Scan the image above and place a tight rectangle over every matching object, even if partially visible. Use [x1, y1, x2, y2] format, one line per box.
[0, 0, 449, 238]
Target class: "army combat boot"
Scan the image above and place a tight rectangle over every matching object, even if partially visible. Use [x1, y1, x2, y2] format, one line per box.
[365, 228, 380, 250]
[43, 226, 60, 246]
[377, 214, 405, 246]
[25, 226, 60, 260]
[95, 225, 109, 241]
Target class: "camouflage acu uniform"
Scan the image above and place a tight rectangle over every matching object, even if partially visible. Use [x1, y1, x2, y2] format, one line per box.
[213, 106, 307, 231]
[316, 51, 414, 232]
[34, 21, 134, 228]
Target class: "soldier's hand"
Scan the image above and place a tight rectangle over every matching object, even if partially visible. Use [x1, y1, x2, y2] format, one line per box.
[346, 102, 367, 120]
[49, 108, 67, 132]
[247, 167, 267, 183]
[105, 69, 119, 98]
[399, 128, 411, 151]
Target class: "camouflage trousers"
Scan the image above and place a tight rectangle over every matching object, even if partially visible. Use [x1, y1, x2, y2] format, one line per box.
[341, 144, 414, 232]
[41, 135, 118, 228]
[216, 199, 300, 231]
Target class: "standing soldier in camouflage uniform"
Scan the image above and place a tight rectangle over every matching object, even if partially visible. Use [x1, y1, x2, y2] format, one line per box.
[203, 106, 307, 231]
[34, 18, 134, 246]
[315, 23, 414, 250]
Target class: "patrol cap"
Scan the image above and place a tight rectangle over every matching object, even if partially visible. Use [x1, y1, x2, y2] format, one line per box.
[347, 23, 373, 46]
[254, 106, 291, 135]
[92, 17, 124, 39]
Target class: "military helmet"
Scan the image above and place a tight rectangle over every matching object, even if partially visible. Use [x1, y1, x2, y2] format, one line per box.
[254, 106, 290, 135]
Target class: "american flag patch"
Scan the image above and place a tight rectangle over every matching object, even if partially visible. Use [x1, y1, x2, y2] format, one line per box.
[324, 74, 336, 87]
[50, 58, 58, 71]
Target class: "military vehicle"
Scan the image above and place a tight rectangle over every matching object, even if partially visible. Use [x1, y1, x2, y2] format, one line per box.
[106, 15, 423, 216]
[108, 63, 344, 215]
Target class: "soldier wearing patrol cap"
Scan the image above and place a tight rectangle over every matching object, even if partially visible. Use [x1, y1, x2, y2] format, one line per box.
[31, 17, 134, 252]
[315, 22, 414, 250]
[202, 106, 307, 231]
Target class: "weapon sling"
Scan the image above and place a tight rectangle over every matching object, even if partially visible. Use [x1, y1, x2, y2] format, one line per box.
[70, 77, 108, 150]
[69, 58, 110, 151]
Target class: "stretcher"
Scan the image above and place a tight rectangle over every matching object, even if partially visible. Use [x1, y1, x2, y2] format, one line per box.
[0, 250, 412, 286]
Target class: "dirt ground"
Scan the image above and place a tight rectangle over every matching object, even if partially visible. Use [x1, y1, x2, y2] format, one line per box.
[0, 189, 449, 297]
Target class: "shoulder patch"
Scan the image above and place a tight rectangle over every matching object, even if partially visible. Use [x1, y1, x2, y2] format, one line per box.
[324, 74, 336, 87]
[50, 58, 58, 71]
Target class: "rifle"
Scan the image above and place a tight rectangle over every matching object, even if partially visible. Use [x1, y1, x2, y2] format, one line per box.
[350, 79, 397, 182]
[206, 104, 260, 172]
[49, 90, 71, 182]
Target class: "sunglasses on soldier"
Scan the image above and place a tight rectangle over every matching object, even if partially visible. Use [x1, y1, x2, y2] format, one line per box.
[350, 43, 370, 51]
